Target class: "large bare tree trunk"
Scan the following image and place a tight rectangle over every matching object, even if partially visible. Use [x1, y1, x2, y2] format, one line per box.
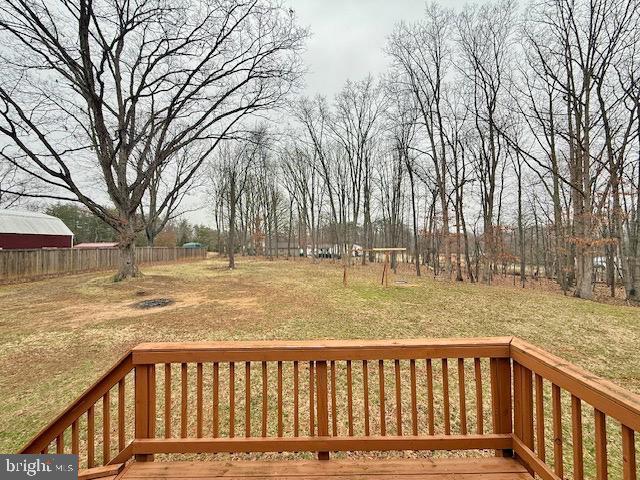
[114, 222, 140, 281]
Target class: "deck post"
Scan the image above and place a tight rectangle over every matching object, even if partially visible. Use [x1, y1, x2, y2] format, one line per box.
[513, 361, 534, 474]
[490, 357, 513, 458]
[135, 363, 156, 462]
[316, 360, 330, 460]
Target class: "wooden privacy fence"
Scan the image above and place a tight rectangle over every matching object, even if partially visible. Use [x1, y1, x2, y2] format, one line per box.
[0, 246, 207, 282]
[20, 337, 640, 479]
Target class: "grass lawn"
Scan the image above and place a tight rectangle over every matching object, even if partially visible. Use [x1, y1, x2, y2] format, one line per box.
[1, 256, 639, 470]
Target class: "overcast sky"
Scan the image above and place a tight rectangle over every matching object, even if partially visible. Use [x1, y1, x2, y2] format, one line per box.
[188, 0, 466, 225]
[291, 0, 432, 98]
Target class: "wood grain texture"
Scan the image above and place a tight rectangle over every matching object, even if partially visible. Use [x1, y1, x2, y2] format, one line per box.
[103, 391, 110, 463]
[426, 359, 434, 435]
[197, 363, 203, 438]
[594, 409, 607, 480]
[442, 359, 450, 435]
[132, 434, 512, 454]
[181, 363, 187, 439]
[379, 360, 386, 436]
[534, 374, 545, 461]
[394, 359, 402, 436]
[571, 395, 584, 480]
[474, 358, 484, 435]
[551, 384, 563, 478]
[212, 362, 219, 438]
[622, 425, 636, 480]
[410, 359, 417, 436]
[458, 358, 467, 435]
[115, 457, 531, 480]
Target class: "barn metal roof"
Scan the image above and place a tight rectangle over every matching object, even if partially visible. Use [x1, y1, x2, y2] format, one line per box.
[0, 209, 74, 237]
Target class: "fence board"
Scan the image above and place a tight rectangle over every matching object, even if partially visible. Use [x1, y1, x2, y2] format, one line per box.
[0, 247, 206, 282]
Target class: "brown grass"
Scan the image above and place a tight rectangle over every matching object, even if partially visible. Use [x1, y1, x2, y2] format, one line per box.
[1, 256, 638, 476]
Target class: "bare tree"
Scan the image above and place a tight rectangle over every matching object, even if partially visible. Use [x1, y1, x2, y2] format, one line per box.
[521, 0, 639, 299]
[212, 137, 257, 269]
[0, 159, 29, 207]
[456, 0, 516, 284]
[330, 77, 385, 264]
[387, 4, 455, 276]
[385, 80, 420, 275]
[139, 145, 205, 247]
[0, 0, 306, 279]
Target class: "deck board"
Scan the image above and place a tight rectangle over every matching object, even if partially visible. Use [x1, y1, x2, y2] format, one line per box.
[116, 457, 532, 479]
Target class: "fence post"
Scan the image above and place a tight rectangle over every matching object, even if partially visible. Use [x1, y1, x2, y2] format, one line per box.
[490, 357, 513, 457]
[135, 364, 156, 462]
[316, 360, 330, 460]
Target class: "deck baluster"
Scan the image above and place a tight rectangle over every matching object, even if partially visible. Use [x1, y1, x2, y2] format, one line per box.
[229, 362, 235, 438]
[594, 409, 607, 480]
[88, 404, 95, 467]
[379, 359, 386, 436]
[197, 363, 203, 438]
[410, 359, 418, 436]
[442, 359, 450, 435]
[212, 362, 219, 438]
[118, 378, 126, 450]
[426, 359, 434, 435]
[181, 363, 187, 438]
[331, 361, 337, 436]
[363, 360, 370, 436]
[277, 361, 283, 438]
[534, 374, 545, 461]
[622, 425, 636, 480]
[245, 362, 251, 437]
[347, 360, 354, 436]
[395, 359, 402, 436]
[316, 360, 329, 460]
[552, 384, 563, 477]
[474, 358, 483, 435]
[262, 361, 268, 437]
[103, 391, 110, 463]
[458, 358, 467, 435]
[572, 395, 584, 480]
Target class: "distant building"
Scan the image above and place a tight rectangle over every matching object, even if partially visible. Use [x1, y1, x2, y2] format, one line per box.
[74, 242, 119, 249]
[0, 210, 74, 249]
[182, 242, 203, 249]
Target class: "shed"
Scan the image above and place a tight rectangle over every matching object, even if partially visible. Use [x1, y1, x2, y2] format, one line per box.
[0, 209, 74, 249]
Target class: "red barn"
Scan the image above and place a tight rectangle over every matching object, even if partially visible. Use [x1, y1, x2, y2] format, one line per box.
[0, 210, 74, 249]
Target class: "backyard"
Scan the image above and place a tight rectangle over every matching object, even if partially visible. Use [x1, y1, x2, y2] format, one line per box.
[2, 256, 639, 457]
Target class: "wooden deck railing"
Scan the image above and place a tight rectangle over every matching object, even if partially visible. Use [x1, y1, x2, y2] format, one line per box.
[509, 339, 640, 480]
[19, 338, 640, 479]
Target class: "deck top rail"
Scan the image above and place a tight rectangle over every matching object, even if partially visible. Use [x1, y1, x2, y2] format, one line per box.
[19, 337, 640, 480]
[131, 337, 513, 362]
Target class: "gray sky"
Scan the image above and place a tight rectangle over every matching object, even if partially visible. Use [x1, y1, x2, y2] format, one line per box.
[291, 0, 429, 98]
[188, 0, 463, 225]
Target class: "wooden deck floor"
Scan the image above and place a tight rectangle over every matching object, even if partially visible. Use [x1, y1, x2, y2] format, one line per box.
[108, 457, 532, 479]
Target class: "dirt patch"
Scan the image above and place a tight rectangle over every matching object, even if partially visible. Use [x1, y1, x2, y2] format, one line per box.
[132, 298, 175, 309]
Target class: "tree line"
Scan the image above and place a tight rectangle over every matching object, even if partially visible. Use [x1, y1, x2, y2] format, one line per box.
[1, 0, 639, 302]
[211, 0, 640, 302]
[46, 203, 215, 249]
